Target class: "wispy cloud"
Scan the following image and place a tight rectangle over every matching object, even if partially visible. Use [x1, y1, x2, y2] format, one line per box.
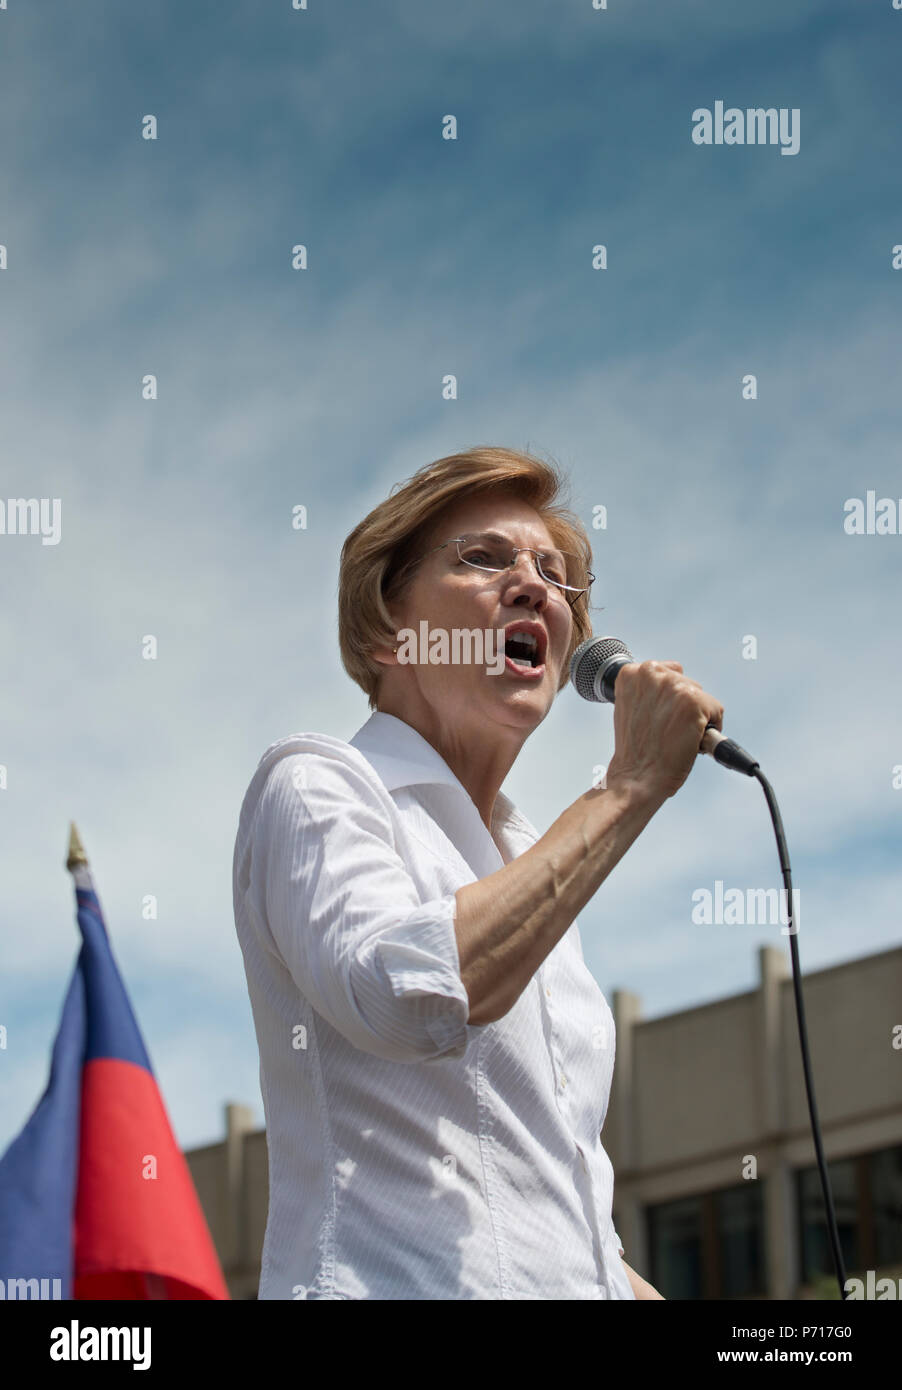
[1, 0, 898, 1154]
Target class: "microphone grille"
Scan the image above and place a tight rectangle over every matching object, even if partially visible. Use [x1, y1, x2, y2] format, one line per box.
[569, 636, 633, 702]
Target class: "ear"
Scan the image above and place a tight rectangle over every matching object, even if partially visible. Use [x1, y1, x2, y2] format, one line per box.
[370, 637, 400, 668]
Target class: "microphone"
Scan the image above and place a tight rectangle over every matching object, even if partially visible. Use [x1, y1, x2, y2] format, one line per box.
[569, 636, 760, 776]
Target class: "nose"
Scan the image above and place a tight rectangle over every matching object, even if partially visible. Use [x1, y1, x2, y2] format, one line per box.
[503, 550, 554, 609]
[510, 549, 547, 585]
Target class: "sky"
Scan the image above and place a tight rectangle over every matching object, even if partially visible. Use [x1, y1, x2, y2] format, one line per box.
[1, 0, 900, 1157]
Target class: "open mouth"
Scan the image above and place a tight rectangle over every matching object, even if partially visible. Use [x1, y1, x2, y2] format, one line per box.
[504, 633, 543, 670]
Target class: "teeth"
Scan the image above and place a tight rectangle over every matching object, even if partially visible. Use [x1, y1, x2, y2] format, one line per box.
[505, 629, 542, 670]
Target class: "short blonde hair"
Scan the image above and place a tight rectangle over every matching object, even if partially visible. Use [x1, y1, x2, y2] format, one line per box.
[338, 445, 597, 710]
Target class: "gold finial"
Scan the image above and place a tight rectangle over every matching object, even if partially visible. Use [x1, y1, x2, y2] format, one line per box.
[66, 821, 89, 871]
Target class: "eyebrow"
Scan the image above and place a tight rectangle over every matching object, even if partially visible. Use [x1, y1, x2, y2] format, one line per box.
[467, 529, 565, 556]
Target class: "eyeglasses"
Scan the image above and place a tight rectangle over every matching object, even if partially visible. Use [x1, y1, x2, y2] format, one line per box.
[407, 531, 595, 605]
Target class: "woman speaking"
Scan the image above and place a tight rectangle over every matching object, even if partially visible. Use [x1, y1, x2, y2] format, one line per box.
[232, 445, 723, 1300]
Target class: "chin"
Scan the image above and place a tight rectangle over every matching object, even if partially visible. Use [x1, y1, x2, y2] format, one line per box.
[495, 689, 552, 721]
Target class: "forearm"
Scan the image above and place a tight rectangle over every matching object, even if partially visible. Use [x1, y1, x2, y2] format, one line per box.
[621, 1256, 666, 1300]
[454, 777, 664, 1025]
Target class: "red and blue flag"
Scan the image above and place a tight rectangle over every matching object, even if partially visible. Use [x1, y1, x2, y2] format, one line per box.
[0, 824, 229, 1299]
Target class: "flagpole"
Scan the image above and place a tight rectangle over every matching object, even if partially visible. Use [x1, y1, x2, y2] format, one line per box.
[65, 821, 92, 891]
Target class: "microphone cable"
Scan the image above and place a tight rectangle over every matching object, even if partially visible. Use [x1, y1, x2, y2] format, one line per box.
[752, 765, 849, 1300]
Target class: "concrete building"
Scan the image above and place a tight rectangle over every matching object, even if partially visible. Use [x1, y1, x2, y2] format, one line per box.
[186, 942, 902, 1299]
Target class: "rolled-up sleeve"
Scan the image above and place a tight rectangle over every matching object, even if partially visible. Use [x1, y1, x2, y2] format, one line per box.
[252, 749, 483, 1064]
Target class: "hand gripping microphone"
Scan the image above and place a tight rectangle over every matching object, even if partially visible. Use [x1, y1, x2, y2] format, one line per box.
[569, 635, 760, 775]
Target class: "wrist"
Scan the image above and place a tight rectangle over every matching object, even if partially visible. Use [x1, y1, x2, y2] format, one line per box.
[603, 767, 667, 817]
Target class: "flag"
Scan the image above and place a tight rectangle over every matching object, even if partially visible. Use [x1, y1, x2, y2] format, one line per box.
[0, 823, 230, 1299]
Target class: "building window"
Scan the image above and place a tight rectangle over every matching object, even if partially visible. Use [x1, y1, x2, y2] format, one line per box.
[647, 1194, 702, 1299]
[797, 1157, 858, 1286]
[797, 1143, 902, 1286]
[870, 1144, 902, 1270]
[715, 1183, 766, 1298]
[647, 1182, 766, 1299]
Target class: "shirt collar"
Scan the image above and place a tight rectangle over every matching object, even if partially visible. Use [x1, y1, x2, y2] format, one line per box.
[349, 710, 530, 835]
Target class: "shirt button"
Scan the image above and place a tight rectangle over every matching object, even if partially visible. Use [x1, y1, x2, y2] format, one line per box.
[545, 987, 551, 997]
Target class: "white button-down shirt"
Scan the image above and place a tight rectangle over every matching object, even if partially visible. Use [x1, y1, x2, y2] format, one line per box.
[232, 710, 634, 1300]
